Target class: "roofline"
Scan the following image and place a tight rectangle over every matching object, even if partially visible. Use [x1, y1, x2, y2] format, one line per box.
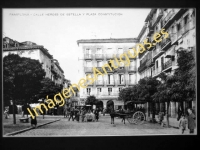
[3, 45, 53, 59]
[144, 9, 156, 22]
[77, 38, 138, 46]
[137, 24, 147, 40]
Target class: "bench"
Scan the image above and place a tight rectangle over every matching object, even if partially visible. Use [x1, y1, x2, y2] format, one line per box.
[19, 117, 29, 123]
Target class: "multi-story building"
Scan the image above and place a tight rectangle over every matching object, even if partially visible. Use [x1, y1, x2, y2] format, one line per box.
[3, 37, 65, 87]
[77, 38, 138, 110]
[137, 8, 196, 119]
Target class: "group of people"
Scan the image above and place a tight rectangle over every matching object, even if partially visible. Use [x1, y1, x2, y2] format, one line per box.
[64, 107, 100, 122]
[158, 108, 196, 134]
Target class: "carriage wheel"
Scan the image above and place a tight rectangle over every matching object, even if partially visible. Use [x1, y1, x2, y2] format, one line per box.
[132, 111, 145, 125]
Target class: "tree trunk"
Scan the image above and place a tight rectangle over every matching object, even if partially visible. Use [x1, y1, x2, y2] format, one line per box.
[166, 101, 170, 127]
[151, 102, 156, 123]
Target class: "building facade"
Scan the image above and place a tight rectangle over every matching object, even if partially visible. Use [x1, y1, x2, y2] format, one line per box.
[3, 37, 65, 87]
[137, 8, 196, 118]
[77, 38, 138, 110]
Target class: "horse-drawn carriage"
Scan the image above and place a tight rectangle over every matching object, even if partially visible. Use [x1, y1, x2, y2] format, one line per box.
[113, 101, 146, 125]
[83, 105, 95, 122]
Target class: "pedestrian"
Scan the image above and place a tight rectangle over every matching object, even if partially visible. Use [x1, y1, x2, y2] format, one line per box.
[179, 114, 187, 134]
[4, 108, 9, 119]
[158, 111, 164, 127]
[24, 103, 31, 118]
[68, 107, 74, 121]
[95, 108, 99, 122]
[110, 108, 115, 124]
[30, 109, 37, 128]
[187, 108, 196, 134]
[103, 108, 106, 116]
[22, 104, 25, 117]
[76, 109, 80, 122]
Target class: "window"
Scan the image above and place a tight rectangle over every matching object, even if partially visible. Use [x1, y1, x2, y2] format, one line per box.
[108, 88, 112, 95]
[87, 88, 91, 95]
[156, 60, 158, 68]
[129, 74, 134, 83]
[96, 48, 102, 54]
[108, 74, 114, 84]
[85, 48, 91, 54]
[97, 88, 101, 95]
[119, 74, 124, 84]
[97, 61, 102, 67]
[86, 61, 92, 67]
[107, 48, 112, 54]
[118, 48, 123, 54]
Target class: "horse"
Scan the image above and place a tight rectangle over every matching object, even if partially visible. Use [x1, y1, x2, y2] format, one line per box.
[110, 112, 127, 124]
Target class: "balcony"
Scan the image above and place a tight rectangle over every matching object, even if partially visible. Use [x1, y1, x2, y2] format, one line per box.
[147, 26, 154, 37]
[116, 80, 126, 86]
[127, 66, 136, 73]
[106, 54, 114, 60]
[127, 80, 136, 86]
[177, 23, 190, 39]
[161, 9, 175, 29]
[96, 80, 104, 86]
[105, 80, 115, 86]
[86, 81, 94, 87]
[171, 32, 178, 44]
[146, 58, 155, 67]
[107, 92, 119, 96]
[84, 67, 93, 73]
[152, 66, 162, 77]
[103, 67, 114, 73]
[138, 60, 147, 73]
[84, 54, 93, 60]
[152, 45, 165, 60]
[152, 9, 163, 27]
[95, 54, 104, 60]
[163, 59, 173, 72]
[116, 53, 126, 59]
[161, 36, 171, 50]
[96, 67, 104, 73]
[172, 9, 188, 22]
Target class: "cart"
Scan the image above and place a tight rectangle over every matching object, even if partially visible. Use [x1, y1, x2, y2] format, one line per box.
[114, 101, 146, 125]
[83, 105, 95, 122]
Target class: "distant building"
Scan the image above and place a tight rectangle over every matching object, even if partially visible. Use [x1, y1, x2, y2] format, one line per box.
[3, 37, 65, 87]
[77, 38, 138, 110]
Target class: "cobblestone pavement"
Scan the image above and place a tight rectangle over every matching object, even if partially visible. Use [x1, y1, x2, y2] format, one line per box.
[13, 115, 194, 136]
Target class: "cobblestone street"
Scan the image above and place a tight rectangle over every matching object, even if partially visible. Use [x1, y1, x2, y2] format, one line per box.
[11, 115, 191, 136]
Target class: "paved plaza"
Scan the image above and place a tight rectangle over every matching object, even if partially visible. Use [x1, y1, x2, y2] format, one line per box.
[9, 115, 194, 136]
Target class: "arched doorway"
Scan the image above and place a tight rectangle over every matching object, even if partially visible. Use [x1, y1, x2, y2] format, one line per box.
[96, 101, 103, 112]
[107, 100, 114, 113]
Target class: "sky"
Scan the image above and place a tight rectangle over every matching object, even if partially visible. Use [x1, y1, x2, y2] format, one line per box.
[3, 8, 151, 83]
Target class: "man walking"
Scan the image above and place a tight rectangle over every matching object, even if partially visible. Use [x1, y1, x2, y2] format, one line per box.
[68, 107, 74, 121]
[187, 108, 196, 134]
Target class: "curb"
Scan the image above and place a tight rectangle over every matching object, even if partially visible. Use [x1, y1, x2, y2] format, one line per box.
[5, 118, 61, 136]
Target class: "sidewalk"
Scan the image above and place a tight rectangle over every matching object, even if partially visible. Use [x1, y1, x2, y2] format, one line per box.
[3, 114, 63, 135]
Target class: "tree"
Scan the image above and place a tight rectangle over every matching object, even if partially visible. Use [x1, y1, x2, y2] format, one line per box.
[152, 48, 196, 127]
[85, 95, 98, 107]
[36, 78, 63, 101]
[118, 87, 132, 103]
[3, 54, 46, 124]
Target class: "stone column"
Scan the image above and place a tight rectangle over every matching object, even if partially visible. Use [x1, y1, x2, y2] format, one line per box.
[171, 102, 176, 118]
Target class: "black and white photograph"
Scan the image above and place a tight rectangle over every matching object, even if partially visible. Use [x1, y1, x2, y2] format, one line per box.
[2, 8, 197, 137]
